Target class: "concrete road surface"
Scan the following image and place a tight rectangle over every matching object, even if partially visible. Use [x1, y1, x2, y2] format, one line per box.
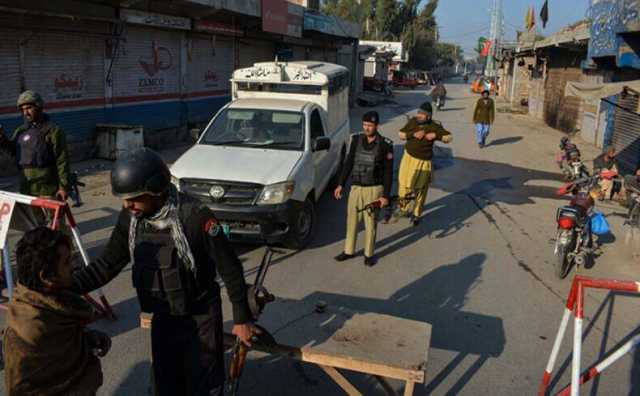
[1, 80, 639, 396]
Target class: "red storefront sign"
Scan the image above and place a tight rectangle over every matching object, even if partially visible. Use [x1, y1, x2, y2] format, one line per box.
[262, 0, 288, 35]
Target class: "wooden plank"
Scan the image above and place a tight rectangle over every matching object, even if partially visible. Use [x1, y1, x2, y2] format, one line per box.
[319, 365, 362, 396]
[403, 381, 415, 396]
[140, 306, 431, 384]
[301, 348, 424, 382]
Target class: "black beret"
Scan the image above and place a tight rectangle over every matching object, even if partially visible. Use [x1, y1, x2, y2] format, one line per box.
[362, 111, 380, 124]
[419, 102, 432, 114]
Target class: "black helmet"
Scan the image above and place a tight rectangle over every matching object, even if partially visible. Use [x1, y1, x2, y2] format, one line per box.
[111, 148, 170, 199]
[418, 101, 433, 114]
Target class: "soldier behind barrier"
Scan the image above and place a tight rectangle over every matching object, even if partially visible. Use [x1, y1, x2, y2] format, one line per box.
[0, 91, 70, 201]
[396, 102, 453, 226]
[3, 227, 110, 396]
[334, 111, 394, 267]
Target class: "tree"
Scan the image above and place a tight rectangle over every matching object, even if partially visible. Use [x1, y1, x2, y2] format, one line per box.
[322, 0, 442, 70]
[375, 0, 396, 40]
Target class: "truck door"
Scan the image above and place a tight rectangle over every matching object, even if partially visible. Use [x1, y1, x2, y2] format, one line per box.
[310, 108, 332, 193]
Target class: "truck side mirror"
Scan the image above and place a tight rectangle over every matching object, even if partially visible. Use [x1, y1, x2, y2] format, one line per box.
[312, 137, 331, 152]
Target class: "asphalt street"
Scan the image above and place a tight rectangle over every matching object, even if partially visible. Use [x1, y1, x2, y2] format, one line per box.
[1, 80, 639, 395]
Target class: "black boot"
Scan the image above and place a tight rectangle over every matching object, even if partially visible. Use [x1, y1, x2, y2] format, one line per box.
[364, 256, 376, 267]
[334, 252, 355, 262]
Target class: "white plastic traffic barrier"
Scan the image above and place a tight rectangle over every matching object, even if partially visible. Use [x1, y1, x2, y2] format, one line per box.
[0, 190, 115, 320]
[539, 275, 640, 395]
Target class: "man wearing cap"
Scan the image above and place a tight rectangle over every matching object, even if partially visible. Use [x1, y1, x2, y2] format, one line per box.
[397, 102, 453, 226]
[0, 90, 70, 200]
[472, 90, 495, 148]
[334, 111, 394, 267]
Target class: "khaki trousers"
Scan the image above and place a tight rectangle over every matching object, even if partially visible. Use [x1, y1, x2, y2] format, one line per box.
[398, 151, 432, 217]
[344, 185, 383, 257]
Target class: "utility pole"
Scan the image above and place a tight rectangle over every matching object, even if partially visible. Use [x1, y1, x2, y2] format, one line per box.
[485, 0, 503, 78]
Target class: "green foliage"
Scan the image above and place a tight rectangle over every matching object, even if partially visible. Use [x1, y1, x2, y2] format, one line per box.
[322, 0, 449, 70]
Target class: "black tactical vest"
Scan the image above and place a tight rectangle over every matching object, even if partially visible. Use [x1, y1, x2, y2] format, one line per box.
[131, 223, 196, 316]
[352, 135, 383, 186]
[17, 122, 55, 169]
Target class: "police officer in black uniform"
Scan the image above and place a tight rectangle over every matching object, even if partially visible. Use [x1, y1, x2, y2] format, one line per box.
[334, 111, 393, 266]
[71, 148, 256, 396]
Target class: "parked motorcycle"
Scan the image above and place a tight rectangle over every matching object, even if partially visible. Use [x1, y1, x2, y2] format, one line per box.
[553, 170, 617, 278]
[557, 137, 588, 181]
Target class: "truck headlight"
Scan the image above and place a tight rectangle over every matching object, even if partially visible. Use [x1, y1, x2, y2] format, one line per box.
[257, 182, 295, 205]
[170, 175, 181, 191]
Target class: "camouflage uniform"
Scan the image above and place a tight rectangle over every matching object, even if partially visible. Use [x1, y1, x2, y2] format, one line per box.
[1, 91, 70, 197]
[8, 117, 70, 197]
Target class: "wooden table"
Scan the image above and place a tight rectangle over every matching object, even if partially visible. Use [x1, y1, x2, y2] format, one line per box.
[140, 305, 431, 396]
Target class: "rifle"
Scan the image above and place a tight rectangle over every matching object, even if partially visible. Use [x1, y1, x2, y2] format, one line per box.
[227, 247, 278, 395]
[357, 192, 417, 215]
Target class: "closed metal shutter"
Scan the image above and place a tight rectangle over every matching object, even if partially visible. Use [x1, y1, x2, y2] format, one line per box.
[0, 27, 22, 128]
[239, 39, 274, 68]
[544, 67, 582, 132]
[109, 25, 182, 130]
[186, 36, 234, 124]
[19, 19, 107, 158]
[611, 92, 640, 174]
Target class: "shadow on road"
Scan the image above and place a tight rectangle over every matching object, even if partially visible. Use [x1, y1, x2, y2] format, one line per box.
[113, 361, 152, 396]
[485, 136, 523, 147]
[232, 253, 505, 395]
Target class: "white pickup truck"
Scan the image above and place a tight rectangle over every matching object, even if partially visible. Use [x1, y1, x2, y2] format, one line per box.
[171, 61, 350, 249]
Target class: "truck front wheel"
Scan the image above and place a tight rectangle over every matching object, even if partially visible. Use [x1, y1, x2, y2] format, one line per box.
[284, 198, 316, 250]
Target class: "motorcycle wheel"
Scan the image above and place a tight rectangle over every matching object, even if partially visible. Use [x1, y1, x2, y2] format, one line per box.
[554, 230, 574, 279]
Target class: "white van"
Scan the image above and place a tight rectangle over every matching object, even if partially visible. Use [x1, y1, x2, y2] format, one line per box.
[171, 61, 350, 249]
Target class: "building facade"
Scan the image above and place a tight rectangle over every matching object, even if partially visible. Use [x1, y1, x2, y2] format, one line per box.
[0, 0, 358, 160]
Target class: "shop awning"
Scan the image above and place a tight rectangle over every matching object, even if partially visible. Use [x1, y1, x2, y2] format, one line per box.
[565, 80, 640, 101]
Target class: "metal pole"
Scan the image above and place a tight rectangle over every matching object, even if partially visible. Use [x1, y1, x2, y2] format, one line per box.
[3, 247, 13, 299]
[571, 283, 584, 396]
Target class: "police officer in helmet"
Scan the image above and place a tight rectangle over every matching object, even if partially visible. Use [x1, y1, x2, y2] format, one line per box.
[71, 148, 257, 396]
[334, 111, 393, 267]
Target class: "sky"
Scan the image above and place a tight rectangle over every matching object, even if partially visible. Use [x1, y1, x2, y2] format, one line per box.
[432, 0, 591, 58]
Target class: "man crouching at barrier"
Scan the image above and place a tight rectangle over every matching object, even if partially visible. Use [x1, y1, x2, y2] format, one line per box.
[4, 227, 110, 396]
[334, 111, 394, 267]
[70, 148, 258, 396]
[396, 102, 452, 226]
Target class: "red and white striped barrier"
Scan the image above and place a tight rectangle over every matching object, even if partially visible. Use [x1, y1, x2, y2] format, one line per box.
[539, 275, 640, 396]
[0, 190, 115, 320]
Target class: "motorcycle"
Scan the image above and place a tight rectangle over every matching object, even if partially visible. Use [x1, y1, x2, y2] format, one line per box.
[553, 170, 617, 278]
[557, 138, 588, 181]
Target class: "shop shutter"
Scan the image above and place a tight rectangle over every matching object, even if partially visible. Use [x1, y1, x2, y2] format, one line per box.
[109, 26, 182, 130]
[544, 67, 582, 132]
[611, 93, 640, 174]
[0, 27, 23, 129]
[186, 36, 234, 124]
[20, 22, 107, 156]
[239, 39, 274, 68]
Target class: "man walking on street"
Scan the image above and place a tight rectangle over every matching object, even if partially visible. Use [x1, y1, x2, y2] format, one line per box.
[0, 90, 70, 200]
[334, 111, 394, 267]
[397, 102, 453, 226]
[70, 148, 258, 396]
[473, 90, 495, 148]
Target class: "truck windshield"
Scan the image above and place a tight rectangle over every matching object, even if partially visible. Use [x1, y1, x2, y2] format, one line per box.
[201, 108, 305, 150]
